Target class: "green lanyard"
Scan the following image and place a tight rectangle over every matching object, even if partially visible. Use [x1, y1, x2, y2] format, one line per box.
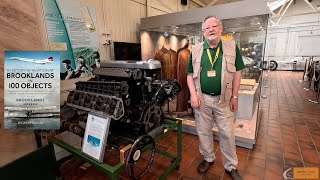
[206, 47, 220, 70]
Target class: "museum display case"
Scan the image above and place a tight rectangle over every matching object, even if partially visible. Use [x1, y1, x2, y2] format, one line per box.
[140, 1, 269, 149]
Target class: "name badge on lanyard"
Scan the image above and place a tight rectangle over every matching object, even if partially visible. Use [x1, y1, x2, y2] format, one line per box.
[207, 70, 216, 77]
[206, 47, 220, 78]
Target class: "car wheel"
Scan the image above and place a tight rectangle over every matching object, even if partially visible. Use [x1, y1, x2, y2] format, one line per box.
[269, 60, 278, 71]
[262, 60, 278, 70]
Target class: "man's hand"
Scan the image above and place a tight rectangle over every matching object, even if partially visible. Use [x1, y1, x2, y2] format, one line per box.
[229, 98, 238, 112]
[190, 95, 201, 109]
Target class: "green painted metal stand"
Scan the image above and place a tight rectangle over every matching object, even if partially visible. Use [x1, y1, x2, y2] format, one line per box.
[48, 117, 182, 180]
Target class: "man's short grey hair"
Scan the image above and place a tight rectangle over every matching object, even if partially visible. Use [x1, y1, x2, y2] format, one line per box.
[202, 15, 222, 31]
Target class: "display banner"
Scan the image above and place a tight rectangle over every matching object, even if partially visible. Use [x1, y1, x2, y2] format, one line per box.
[42, 0, 99, 80]
[4, 51, 60, 129]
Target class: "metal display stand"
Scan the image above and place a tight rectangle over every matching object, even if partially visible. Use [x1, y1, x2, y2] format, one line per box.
[309, 85, 320, 103]
[48, 118, 182, 180]
[300, 56, 311, 83]
[300, 56, 320, 103]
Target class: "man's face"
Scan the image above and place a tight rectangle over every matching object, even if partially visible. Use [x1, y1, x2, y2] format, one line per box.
[63, 63, 70, 69]
[202, 17, 222, 43]
[77, 58, 84, 66]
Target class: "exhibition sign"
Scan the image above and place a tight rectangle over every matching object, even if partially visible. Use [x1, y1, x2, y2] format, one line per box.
[42, 0, 99, 79]
[82, 114, 111, 163]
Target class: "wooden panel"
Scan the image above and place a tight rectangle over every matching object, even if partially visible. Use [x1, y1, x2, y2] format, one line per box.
[0, 0, 43, 126]
[104, 0, 146, 43]
[151, 0, 176, 13]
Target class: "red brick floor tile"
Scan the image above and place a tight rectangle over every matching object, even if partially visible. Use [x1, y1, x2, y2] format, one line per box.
[182, 149, 197, 162]
[296, 134, 314, 144]
[241, 173, 262, 180]
[245, 164, 266, 178]
[268, 122, 280, 128]
[283, 143, 300, 154]
[268, 127, 281, 133]
[207, 160, 225, 175]
[247, 156, 266, 169]
[177, 159, 191, 173]
[222, 169, 245, 180]
[139, 172, 158, 180]
[249, 150, 267, 160]
[284, 152, 301, 161]
[157, 144, 170, 152]
[185, 144, 199, 154]
[284, 158, 304, 168]
[200, 172, 222, 180]
[167, 133, 178, 142]
[265, 154, 284, 174]
[304, 162, 320, 167]
[310, 129, 320, 136]
[181, 136, 194, 146]
[236, 146, 249, 156]
[264, 169, 285, 180]
[221, 175, 232, 180]
[254, 144, 267, 152]
[182, 133, 197, 140]
[189, 139, 200, 148]
[281, 136, 298, 145]
[166, 170, 182, 180]
[266, 144, 283, 157]
[236, 154, 248, 171]
[298, 141, 317, 151]
[148, 160, 170, 177]
[301, 149, 320, 165]
[182, 160, 203, 179]
[160, 139, 176, 148]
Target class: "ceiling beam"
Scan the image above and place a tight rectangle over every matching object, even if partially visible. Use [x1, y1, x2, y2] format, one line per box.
[207, 0, 220, 6]
[276, 0, 294, 24]
[191, 0, 206, 7]
[304, 0, 319, 14]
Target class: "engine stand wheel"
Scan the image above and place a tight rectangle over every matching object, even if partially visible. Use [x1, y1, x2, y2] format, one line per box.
[125, 135, 155, 179]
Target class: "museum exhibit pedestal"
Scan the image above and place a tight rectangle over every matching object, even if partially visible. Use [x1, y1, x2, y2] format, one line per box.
[175, 83, 261, 149]
[236, 83, 260, 120]
[181, 105, 261, 149]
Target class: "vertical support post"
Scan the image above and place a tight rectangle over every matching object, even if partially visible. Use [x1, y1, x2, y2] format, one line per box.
[34, 130, 43, 148]
[176, 119, 182, 161]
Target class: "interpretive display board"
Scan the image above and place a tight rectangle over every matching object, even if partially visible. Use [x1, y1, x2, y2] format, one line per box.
[42, 0, 99, 79]
[82, 114, 111, 163]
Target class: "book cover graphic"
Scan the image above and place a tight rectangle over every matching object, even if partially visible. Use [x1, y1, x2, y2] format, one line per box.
[4, 51, 60, 129]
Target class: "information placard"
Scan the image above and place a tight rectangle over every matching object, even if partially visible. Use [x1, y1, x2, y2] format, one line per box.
[82, 114, 111, 163]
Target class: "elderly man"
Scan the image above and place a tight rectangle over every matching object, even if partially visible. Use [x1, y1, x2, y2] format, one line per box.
[185, 16, 244, 180]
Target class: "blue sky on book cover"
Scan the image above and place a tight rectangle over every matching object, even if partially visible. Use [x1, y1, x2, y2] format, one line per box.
[4, 51, 60, 130]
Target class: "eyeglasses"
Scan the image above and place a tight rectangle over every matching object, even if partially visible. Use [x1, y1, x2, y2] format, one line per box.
[203, 25, 221, 32]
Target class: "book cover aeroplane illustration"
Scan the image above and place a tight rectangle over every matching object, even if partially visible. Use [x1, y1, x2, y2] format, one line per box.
[4, 51, 60, 129]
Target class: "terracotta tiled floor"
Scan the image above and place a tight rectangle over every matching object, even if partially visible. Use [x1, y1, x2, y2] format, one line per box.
[1, 71, 319, 180]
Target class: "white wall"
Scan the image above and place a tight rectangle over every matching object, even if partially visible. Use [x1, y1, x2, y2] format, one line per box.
[265, 0, 320, 61]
